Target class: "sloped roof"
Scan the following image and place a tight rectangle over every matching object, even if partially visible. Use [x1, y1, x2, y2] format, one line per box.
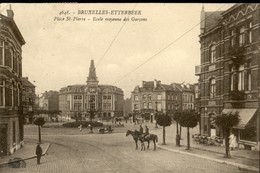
[204, 11, 224, 32]
[21, 77, 35, 88]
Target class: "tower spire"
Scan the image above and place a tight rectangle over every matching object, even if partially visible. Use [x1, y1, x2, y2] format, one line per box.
[87, 60, 98, 85]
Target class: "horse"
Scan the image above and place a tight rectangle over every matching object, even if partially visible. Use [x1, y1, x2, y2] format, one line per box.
[126, 130, 141, 150]
[135, 131, 158, 151]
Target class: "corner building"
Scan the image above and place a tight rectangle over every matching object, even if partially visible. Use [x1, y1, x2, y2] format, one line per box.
[0, 8, 25, 156]
[59, 60, 124, 120]
[196, 4, 260, 150]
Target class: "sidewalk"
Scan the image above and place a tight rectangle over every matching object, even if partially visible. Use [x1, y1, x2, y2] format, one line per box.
[149, 123, 259, 172]
[0, 139, 50, 166]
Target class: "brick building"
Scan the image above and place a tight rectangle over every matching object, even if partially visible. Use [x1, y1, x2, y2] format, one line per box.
[196, 4, 259, 150]
[39, 90, 59, 111]
[21, 77, 36, 124]
[131, 80, 187, 121]
[0, 7, 25, 156]
[59, 60, 124, 120]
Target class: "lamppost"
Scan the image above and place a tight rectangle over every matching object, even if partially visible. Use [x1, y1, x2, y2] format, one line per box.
[204, 107, 208, 135]
[155, 101, 158, 128]
[175, 102, 180, 146]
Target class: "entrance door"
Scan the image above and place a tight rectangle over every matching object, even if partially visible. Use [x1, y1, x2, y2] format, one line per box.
[0, 124, 8, 156]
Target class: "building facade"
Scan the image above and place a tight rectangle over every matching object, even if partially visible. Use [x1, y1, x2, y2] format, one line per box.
[59, 60, 124, 120]
[0, 8, 26, 156]
[39, 90, 59, 111]
[123, 98, 132, 117]
[196, 4, 260, 150]
[21, 77, 36, 124]
[131, 80, 184, 121]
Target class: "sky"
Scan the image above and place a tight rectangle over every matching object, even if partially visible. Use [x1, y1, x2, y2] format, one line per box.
[1, 3, 234, 98]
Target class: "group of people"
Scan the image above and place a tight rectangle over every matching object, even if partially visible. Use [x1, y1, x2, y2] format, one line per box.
[78, 124, 93, 133]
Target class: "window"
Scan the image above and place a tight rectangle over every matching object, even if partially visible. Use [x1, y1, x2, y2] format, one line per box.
[168, 104, 171, 109]
[143, 102, 147, 109]
[248, 22, 252, 43]
[0, 79, 4, 106]
[230, 66, 235, 91]
[107, 95, 111, 100]
[148, 102, 152, 109]
[210, 78, 216, 98]
[231, 29, 236, 47]
[90, 95, 95, 102]
[74, 102, 82, 110]
[74, 95, 82, 100]
[210, 45, 216, 63]
[148, 94, 152, 100]
[134, 104, 138, 110]
[0, 41, 3, 65]
[90, 102, 95, 109]
[248, 72, 251, 91]
[157, 94, 161, 100]
[103, 95, 107, 100]
[238, 65, 245, 91]
[142, 94, 147, 100]
[103, 103, 112, 110]
[134, 95, 138, 101]
[239, 26, 245, 46]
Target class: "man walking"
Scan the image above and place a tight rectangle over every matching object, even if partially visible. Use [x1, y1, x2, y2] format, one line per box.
[36, 143, 43, 165]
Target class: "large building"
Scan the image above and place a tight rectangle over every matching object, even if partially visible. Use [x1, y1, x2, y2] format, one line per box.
[21, 77, 36, 124]
[131, 80, 195, 121]
[59, 60, 124, 120]
[196, 4, 260, 150]
[0, 8, 26, 156]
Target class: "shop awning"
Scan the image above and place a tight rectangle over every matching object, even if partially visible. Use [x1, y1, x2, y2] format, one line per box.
[222, 108, 257, 129]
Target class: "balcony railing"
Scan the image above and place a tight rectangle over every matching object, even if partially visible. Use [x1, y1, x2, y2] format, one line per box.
[195, 65, 201, 76]
[229, 91, 245, 100]
[229, 44, 246, 59]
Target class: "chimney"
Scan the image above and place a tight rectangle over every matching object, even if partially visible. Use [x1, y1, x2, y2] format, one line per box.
[200, 4, 205, 34]
[7, 5, 14, 19]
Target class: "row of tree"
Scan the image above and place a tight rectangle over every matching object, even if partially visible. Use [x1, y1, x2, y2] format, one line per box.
[156, 110, 240, 158]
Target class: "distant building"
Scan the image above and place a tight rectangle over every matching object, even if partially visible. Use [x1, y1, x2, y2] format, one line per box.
[196, 4, 260, 150]
[21, 77, 36, 124]
[39, 90, 59, 111]
[59, 60, 124, 120]
[131, 80, 183, 121]
[123, 98, 132, 116]
[0, 7, 26, 156]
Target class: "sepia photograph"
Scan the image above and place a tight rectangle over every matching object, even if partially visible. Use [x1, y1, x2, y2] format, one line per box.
[0, 3, 259, 173]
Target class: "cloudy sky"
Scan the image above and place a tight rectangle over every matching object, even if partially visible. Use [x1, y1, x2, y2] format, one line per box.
[1, 3, 234, 98]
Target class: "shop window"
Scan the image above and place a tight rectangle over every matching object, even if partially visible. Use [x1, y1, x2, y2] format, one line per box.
[240, 126, 256, 142]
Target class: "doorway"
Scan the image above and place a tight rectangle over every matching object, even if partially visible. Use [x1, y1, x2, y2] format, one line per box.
[0, 124, 8, 156]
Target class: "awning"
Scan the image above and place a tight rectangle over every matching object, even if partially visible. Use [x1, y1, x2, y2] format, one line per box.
[222, 108, 257, 129]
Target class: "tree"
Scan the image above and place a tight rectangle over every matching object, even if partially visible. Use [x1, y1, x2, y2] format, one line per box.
[156, 113, 172, 145]
[215, 111, 240, 158]
[173, 111, 182, 146]
[194, 111, 201, 135]
[179, 110, 198, 150]
[34, 117, 46, 144]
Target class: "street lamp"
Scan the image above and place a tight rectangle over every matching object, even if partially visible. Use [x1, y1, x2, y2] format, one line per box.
[175, 102, 180, 146]
[155, 101, 158, 128]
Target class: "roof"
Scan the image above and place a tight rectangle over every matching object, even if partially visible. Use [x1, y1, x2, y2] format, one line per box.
[0, 14, 26, 45]
[171, 83, 194, 92]
[21, 77, 35, 88]
[204, 11, 223, 32]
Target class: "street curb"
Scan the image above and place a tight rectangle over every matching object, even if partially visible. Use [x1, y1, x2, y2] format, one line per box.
[0, 143, 51, 167]
[157, 145, 259, 172]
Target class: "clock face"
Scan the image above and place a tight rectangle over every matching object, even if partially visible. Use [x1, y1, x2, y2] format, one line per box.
[89, 88, 96, 93]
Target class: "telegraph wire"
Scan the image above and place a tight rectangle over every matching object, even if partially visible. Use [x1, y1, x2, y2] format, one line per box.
[96, 3, 137, 69]
[112, 4, 227, 85]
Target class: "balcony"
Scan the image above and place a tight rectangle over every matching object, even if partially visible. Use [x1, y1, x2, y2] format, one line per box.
[229, 91, 245, 100]
[195, 65, 201, 76]
[229, 44, 246, 62]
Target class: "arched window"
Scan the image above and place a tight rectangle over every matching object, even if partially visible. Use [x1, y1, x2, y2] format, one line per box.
[209, 78, 216, 98]
[210, 45, 216, 63]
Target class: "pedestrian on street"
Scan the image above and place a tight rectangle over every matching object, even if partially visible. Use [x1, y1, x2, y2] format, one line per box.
[78, 124, 82, 132]
[229, 132, 238, 150]
[35, 143, 43, 165]
[88, 124, 93, 133]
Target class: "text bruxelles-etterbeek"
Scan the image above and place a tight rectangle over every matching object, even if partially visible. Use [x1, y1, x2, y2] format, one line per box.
[78, 10, 142, 15]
